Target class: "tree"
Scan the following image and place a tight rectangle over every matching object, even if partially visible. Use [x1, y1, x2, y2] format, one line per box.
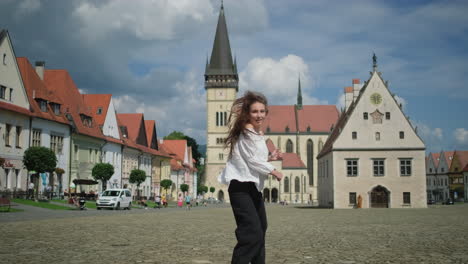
[129, 169, 146, 200]
[23, 146, 57, 200]
[180, 183, 189, 195]
[210, 186, 215, 197]
[198, 185, 208, 195]
[92, 163, 115, 192]
[160, 179, 172, 196]
[164, 131, 202, 166]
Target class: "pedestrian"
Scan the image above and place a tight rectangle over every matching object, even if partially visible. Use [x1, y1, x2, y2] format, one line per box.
[154, 195, 161, 209]
[177, 194, 183, 208]
[185, 194, 191, 210]
[28, 180, 34, 200]
[162, 195, 167, 208]
[218, 91, 283, 264]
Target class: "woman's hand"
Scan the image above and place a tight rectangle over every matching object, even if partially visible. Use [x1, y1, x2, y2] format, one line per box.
[268, 149, 283, 161]
[271, 169, 283, 181]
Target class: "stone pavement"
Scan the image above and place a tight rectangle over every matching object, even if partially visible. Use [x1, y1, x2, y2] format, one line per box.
[1, 203, 467, 264]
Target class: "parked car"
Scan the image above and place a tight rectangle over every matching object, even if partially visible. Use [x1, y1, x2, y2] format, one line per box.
[427, 199, 436, 205]
[442, 198, 454, 205]
[96, 189, 132, 210]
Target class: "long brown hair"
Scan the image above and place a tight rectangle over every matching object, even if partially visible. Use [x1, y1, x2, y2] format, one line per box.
[225, 91, 268, 158]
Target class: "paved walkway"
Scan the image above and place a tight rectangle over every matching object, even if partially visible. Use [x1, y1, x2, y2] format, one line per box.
[1, 203, 467, 263]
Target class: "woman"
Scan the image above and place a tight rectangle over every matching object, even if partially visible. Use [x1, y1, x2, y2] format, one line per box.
[218, 91, 283, 264]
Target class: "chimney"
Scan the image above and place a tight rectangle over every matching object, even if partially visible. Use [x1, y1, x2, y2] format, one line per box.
[352, 79, 361, 101]
[35, 61, 45, 80]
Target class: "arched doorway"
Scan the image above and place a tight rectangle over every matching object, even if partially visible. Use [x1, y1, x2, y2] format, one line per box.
[263, 188, 270, 202]
[271, 188, 278, 203]
[218, 190, 224, 202]
[370, 185, 390, 208]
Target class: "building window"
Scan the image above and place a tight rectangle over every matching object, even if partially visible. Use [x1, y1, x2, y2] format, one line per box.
[346, 159, 358, 177]
[50, 134, 64, 154]
[74, 145, 79, 160]
[218, 153, 224, 160]
[373, 159, 385, 176]
[429, 168, 432, 173]
[224, 112, 227, 126]
[399, 131, 404, 139]
[216, 112, 219, 126]
[403, 192, 411, 204]
[2, 53, 6, 65]
[400, 159, 412, 176]
[53, 104, 61, 115]
[286, 139, 293, 153]
[39, 100, 47, 112]
[5, 124, 11, 146]
[375, 132, 380, 141]
[352, 131, 357, 140]
[295, 176, 300, 193]
[349, 192, 357, 205]
[15, 126, 21, 148]
[284, 177, 289, 193]
[9, 88, 13, 101]
[32, 129, 41, 147]
[385, 112, 391, 120]
[97, 107, 103, 114]
[363, 112, 368, 120]
[0, 85, 6, 99]
[307, 139, 314, 186]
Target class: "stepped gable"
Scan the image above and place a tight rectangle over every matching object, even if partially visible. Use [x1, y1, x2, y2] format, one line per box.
[17, 58, 69, 125]
[44, 69, 105, 139]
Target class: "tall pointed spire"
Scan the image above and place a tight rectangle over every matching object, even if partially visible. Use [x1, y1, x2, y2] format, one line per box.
[297, 75, 303, 110]
[205, 2, 236, 76]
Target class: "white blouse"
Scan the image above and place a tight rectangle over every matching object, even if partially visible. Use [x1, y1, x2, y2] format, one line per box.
[218, 128, 275, 192]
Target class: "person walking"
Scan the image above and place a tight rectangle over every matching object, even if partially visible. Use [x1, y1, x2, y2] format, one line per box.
[185, 194, 192, 210]
[218, 91, 283, 264]
[154, 195, 161, 209]
[177, 194, 183, 208]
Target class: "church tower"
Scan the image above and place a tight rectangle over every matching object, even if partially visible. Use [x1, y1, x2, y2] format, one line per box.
[204, 3, 238, 201]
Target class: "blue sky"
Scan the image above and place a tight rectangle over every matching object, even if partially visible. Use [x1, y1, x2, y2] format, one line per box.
[1, 0, 467, 153]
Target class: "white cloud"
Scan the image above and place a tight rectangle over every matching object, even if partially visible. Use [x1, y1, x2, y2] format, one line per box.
[73, 0, 215, 41]
[240, 54, 321, 105]
[17, 0, 41, 15]
[454, 128, 468, 145]
[412, 120, 444, 152]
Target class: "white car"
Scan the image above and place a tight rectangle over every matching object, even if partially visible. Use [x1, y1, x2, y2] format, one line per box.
[96, 189, 132, 210]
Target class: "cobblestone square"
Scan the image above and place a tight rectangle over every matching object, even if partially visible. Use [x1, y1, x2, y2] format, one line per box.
[1, 204, 467, 264]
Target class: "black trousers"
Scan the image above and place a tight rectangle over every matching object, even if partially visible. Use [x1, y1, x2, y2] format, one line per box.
[228, 180, 267, 264]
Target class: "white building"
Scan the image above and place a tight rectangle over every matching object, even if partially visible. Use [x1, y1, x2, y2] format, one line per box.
[317, 56, 427, 208]
[0, 30, 31, 192]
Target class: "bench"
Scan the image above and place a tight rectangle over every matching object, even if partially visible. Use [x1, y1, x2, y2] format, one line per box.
[0, 197, 12, 211]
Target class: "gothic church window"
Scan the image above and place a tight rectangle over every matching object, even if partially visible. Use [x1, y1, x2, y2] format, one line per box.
[295, 177, 300, 193]
[286, 139, 293, 153]
[284, 177, 289, 193]
[307, 139, 314, 186]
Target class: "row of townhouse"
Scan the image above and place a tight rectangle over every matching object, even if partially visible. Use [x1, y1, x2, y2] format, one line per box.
[426, 150, 468, 202]
[0, 30, 197, 200]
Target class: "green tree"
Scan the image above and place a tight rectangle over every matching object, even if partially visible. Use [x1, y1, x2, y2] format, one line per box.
[180, 183, 189, 195]
[92, 163, 115, 192]
[209, 186, 215, 197]
[23, 146, 57, 200]
[129, 169, 146, 200]
[164, 131, 202, 166]
[160, 179, 172, 196]
[198, 185, 208, 195]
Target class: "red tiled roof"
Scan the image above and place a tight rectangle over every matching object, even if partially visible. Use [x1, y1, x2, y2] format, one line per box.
[263, 105, 296, 133]
[454, 151, 468, 171]
[16, 58, 69, 124]
[463, 163, 468, 172]
[0, 101, 31, 116]
[431, 153, 441, 168]
[145, 120, 155, 147]
[443, 151, 455, 167]
[160, 140, 187, 161]
[282, 153, 306, 169]
[82, 94, 111, 126]
[117, 113, 148, 146]
[43, 69, 105, 140]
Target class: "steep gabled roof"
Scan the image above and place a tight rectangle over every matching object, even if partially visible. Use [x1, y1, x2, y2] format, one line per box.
[82, 94, 112, 126]
[160, 140, 187, 162]
[453, 151, 468, 171]
[263, 106, 297, 133]
[16, 57, 69, 125]
[144, 120, 159, 150]
[44, 69, 105, 140]
[441, 151, 455, 168]
[117, 113, 148, 147]
[297, 105, 339, 133]
[431, 152, 441, 168]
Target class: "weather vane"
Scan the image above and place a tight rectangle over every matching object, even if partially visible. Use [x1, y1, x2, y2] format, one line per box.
[372, 52, 377, 71]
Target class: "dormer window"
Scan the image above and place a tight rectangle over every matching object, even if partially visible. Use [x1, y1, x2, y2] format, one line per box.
[39, 100, 47, 112]
[80, 114, 93, 127]
[120, 126, 128, 138]
[285, 126, 290, 133]
[307, 125, 311, 132]
[97, 107, 103, 115]
[52, 103, 61, 115]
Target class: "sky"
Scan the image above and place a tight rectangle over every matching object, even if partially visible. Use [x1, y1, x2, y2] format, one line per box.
[1, 0, 467, 154]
